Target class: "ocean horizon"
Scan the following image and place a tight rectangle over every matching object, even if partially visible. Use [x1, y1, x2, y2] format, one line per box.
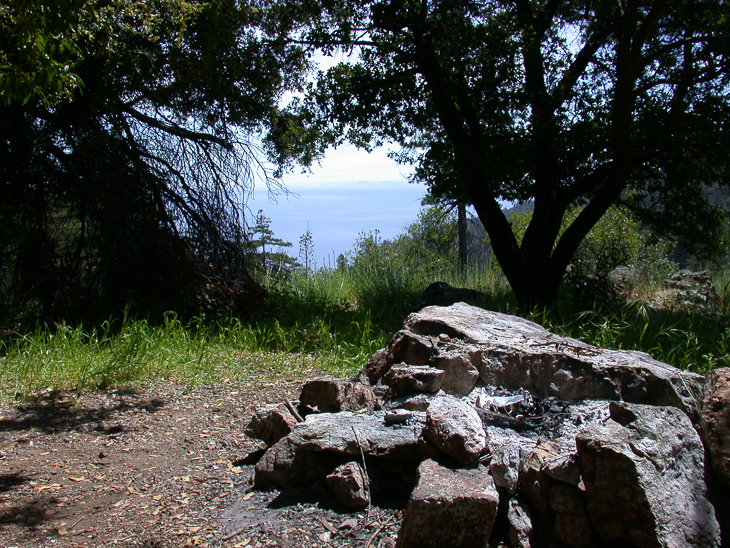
[247, 179, 427, 266]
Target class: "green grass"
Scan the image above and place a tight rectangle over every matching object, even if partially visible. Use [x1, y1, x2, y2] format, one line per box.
[2, 261, 729, 399]
[280, 256, 512, 329]
[533, 301, 730, 375]
[0, 308, 388, 399]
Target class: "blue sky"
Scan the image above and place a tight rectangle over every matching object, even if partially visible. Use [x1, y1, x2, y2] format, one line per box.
[248, 144, 427, 266]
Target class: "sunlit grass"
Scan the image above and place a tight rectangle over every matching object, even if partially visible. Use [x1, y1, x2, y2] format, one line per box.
[532, 302, 730, 375]
[0, 311, 387, 399]
[3, 261, 729, 400]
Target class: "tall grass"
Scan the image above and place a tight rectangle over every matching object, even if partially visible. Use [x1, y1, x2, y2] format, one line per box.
[3, 260, 729, 399]
[535, 302, 730, 375]
[0, 308, 388, 398]
[282, 255, 512, 329]
[285, 258, 730, 374]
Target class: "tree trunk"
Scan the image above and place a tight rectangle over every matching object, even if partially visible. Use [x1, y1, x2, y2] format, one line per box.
[457, 201, 468, 273]
[465, 175, 573, 312]
[408, 3, 637, 311]
[507, 263, 566, 312]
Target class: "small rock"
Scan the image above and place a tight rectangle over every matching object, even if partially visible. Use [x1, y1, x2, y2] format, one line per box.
[489, 440, 525, 495]
[358, 348, 390, 385]
[299, 376, 375, 413]
[253, 437, 334, 489]
[253, 437, 298, 489]
[244, 403, 297, 447]
[387, 393, 435, 412]
[507, 497, 533, 548]
[519, 438, 559, 536]
[339, 518, 358, 530]
[384, 364, 444, 396]
[425, 395, 487, 465]
[388, 330, 436, 368]
[396, 459, 499, 548]
[430, 351, 480, 396]
[544, 452, 581, 486]
[484, 424, 536, 495]
[326, 461, 370, 508]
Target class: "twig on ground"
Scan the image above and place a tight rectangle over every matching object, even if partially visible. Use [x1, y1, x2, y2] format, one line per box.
[365, 516, 397, 548]
[350, 426, 372, 513]
[316, 514, 338, 535]
[285, 398, 304, 422]
[221, 526, 247, 542]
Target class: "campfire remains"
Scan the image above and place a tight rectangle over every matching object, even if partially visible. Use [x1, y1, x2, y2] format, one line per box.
[243, 302, 729, 547]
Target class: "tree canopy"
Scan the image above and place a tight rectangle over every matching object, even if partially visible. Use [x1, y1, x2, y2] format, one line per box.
[4, 0, 729, 320]
[283, 0, 730, 308]
[1, 0, 312, 321]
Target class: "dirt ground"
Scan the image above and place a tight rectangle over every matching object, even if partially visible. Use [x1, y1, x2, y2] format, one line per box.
[0, 377, 402, 548]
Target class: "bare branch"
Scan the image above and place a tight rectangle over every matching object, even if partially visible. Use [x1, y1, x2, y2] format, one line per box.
[122, 107, 234, 151]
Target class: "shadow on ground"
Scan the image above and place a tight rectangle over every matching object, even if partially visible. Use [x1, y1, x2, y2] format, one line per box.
[0, 390, 165, 434]
[0, 494, 60, 527]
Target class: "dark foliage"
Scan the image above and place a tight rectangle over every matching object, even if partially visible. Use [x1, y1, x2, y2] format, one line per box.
[0, 0, 311, 324]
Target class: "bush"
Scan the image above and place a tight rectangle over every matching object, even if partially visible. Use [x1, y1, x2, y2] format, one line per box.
[509, 204, 676, 307]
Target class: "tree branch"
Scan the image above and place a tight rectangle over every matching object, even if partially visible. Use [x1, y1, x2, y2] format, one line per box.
[550, 21, 614, 111]
[122, 107, 234, 151]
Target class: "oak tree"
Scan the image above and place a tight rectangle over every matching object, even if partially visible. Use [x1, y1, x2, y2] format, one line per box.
[286, 0, 730, 308]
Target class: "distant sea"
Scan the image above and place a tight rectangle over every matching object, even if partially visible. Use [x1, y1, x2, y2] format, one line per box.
[247, 180, 426, 266]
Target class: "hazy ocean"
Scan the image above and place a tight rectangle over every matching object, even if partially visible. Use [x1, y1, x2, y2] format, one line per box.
[247, 180, 426, 266]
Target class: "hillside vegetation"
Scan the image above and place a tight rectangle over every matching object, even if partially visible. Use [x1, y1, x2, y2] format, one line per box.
[2, 204, 729, 399]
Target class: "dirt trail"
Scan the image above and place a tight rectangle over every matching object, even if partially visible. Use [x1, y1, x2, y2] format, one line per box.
[0, 379, 402, 548]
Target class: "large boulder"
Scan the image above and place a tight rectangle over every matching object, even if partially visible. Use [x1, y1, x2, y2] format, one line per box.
[396, 459, 499, 548]
[254, 411, 426, 490]
[576, 401, 721, 548]
[402, 303, 703, 418]
[244, 302, 726, 548]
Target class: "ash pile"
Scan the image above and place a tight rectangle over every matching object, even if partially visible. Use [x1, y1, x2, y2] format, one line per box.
[242, 303, 730, 548]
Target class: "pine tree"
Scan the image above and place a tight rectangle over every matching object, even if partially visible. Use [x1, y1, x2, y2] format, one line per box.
[248, 210, 295, 276]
